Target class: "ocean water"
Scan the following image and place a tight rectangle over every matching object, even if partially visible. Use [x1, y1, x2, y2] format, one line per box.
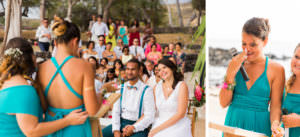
[208, 39, 294, 87]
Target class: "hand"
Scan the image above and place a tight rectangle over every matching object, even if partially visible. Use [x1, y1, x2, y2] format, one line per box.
[43, 34, 50, 39]
[65, 109, 88, 125]
[271, 120, 284, 137]
[282, 113, 300, 128]
[114, 131, 121, 137]
[148, 128, 159, 137]
[225, 49, 247, 83]
[122, 125, 135, 137]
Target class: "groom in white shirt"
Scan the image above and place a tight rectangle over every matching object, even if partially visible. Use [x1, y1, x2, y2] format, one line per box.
[102, 58, 155, 137]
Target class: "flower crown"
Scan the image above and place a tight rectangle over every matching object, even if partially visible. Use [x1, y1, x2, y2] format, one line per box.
[4, 48, 23, 59]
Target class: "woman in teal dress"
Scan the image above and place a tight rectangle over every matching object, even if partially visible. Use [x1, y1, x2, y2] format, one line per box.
[0, 37, 88, 137]
[219, 17, 285, 137]
[282, 44, 300, 137]
[118, 20, 129, 45]
[38, 17, 102, 137]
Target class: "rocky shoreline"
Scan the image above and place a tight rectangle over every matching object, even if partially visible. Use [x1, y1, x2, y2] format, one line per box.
[209, 47, 291, 66]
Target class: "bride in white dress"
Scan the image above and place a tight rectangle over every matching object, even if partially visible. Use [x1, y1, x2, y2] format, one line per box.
[148, 59, 192, 137]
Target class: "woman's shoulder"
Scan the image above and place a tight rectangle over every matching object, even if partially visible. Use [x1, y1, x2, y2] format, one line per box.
[268, 59, 285, 72]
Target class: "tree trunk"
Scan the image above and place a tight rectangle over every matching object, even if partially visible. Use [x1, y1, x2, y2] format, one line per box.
[40, 0, 45, 20]
[140, 8, 151, 24]
[103, 0, 114, 22]
[66, 0, 72, 21]
[1, 0, 12, 53]
[163, 0, 173, 27]
[176, 0, 183, 27]
[97, 0, 102, 15]
[7, 0, 22, 43]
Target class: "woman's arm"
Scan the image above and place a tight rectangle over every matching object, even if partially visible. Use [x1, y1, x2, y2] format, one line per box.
[16, 110, 88, 137]
[219, 50, 247, 108]
[149, 82, 188, 135]
[83, 62, 101, 115]
[112, 52, 117, 61]
[270, 63, 285, 133]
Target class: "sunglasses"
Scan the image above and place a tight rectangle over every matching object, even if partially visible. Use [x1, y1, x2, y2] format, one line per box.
[99, 40, 104, 41]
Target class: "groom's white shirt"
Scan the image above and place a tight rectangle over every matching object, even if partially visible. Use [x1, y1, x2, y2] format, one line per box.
[112, 80, 155, 132]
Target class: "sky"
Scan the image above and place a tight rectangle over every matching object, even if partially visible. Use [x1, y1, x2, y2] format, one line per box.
[207, 0, 300, 44]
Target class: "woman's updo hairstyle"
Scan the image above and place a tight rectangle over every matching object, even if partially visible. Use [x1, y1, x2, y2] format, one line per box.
[0, 37, 35, 88]
[242, 17, 270, 41]
[51, 16, 80, 44]
[158, 58, 183, 89]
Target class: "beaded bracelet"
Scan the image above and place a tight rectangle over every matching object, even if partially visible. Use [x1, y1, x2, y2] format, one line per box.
[222, 75, 236, 91]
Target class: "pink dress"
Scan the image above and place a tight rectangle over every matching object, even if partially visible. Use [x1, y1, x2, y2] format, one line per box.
[145, 43, 161, 57]
[147, 52, 161, 64]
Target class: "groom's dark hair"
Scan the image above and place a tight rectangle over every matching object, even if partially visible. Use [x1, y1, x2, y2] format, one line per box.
[127, 58, 140, 69]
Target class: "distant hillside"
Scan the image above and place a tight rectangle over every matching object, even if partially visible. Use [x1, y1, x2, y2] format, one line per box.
[163, 2, 199, 27]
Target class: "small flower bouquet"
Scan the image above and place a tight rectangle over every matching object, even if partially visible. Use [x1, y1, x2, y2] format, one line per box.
[191, 80, 205, 107]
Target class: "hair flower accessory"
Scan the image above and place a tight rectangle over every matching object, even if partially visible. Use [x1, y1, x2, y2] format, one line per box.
[4, 48, 23, 58]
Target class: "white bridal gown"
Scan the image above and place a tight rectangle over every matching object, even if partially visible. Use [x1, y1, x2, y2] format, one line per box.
[152, 81, 193, 137]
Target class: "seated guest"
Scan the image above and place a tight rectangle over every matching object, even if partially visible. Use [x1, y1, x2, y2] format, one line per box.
[173, 42, 186, 73]
[147, 44, 162, 65]
[113, 59, 124, 77]
[139, 62, 150, 83]
[144, 36, 161, 57]
[146, 64, 160, 89]
[145, 60, 154, 76]
[120, 46, 134, 65]
[162, 45, 172, 59]
[168, 43, 175, 55]
[83, 41, 99, 60]
[96, 64, 107, 83]
[129, 38, 145, 61]
[114, 39, 124, 59]
[0, 37, 87, 137]
[105, 68, 118, 83]
[102, 42, 117, 66]
[102, 59, 155, 137]
[100, 58, 109, 71]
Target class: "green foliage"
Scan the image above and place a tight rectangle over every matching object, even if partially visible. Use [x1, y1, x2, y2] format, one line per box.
[192, 15, 205, 85]
[192, 0, 205, 11]
[0, 16, 4, 25]
[71, 3, 98, 30]
[108, 0, 166, 27]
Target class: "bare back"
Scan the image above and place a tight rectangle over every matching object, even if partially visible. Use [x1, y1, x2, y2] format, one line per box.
[38, 57, 89, 109]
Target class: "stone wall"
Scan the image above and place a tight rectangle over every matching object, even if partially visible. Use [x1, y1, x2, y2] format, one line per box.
[153, 27, 198, 34]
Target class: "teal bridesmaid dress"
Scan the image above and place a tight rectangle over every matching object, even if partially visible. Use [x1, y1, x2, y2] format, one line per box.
[282, 93, 300, 137]
[224, 57, 272, 137]
[44, 56, 92, 137]
[0, 85, 42, 137]
[118, 27, 128, 45]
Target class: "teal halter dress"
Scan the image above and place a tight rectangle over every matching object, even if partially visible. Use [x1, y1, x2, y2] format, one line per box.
[0, 85, 43, 137]
[282, 93, 300, 137]
[44, 56, 92, 137]
[118, 27, 128, 45]
[224, 57, 272, 137]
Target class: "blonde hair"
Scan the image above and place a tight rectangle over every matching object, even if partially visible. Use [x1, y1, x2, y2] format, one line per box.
[286, 43, 300, 92]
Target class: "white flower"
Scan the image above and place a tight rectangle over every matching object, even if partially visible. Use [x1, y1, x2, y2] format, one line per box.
[4, 48, 23, 58]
